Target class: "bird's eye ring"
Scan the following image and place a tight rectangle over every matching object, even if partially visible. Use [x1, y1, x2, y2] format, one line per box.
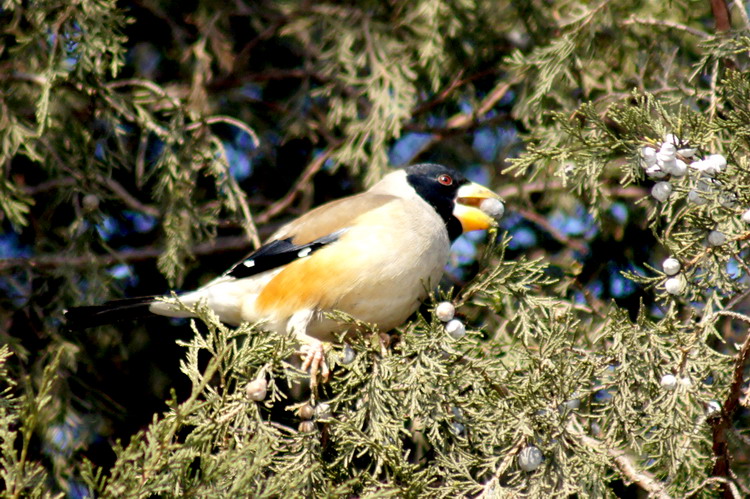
[437, 174, 453, 186]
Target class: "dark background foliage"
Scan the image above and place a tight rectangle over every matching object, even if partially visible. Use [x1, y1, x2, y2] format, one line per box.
[1, 0, 749, 497]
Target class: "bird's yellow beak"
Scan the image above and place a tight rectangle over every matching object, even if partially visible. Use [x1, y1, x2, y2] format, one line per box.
[453, 182, 502, 232]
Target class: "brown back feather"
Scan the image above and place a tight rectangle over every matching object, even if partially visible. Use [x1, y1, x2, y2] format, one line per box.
[270, 193, 397, 244]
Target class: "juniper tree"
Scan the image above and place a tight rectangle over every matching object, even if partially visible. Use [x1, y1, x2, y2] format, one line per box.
[1, 0, 749, 497]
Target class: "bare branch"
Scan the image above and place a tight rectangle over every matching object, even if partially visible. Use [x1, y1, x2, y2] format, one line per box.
[100, 176, 160, 218]
[185, 115, 260, 147]
[255, 148, 334, 225]
[620, 17, 709, 38]
[572, 430, 672, 498]
[710, 0, 732, 32]
[516, 207, 590, 254]
[476, 438, 525, 498]
[708, 311, 750, 496]
[405, 80, 516, 161]
[0, 235, 252, 272]
[733, 0, 750, 29]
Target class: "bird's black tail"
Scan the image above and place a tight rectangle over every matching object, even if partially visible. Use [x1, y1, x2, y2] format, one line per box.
[64, 296, 159, 329]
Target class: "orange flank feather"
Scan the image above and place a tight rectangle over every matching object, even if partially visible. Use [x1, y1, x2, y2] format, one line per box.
[254, 245, 353, 318]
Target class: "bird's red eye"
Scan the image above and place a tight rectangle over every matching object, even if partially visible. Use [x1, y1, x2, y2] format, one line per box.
[437, 174, 453, 186]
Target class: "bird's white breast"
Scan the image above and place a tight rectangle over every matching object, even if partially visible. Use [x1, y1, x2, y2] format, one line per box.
[300, 194, 450, 339]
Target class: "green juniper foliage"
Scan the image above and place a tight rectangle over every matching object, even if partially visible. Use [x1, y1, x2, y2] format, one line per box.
[2, 0, 750, 497]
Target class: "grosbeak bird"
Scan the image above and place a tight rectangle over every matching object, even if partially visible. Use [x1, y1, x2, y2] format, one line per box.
[65, 164, 502, 383]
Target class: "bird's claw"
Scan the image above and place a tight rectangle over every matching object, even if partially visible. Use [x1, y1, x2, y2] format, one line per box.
[299, 341, 330, 389]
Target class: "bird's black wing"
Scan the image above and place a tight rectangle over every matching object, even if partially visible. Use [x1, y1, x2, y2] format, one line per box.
[224, 229, 346, 280]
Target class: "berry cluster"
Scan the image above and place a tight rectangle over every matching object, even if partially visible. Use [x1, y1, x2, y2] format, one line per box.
[640, 133, 749, 296]
[643, 133, 722, 173]
[642, 134, 727, 204]
[435, 301, 466, 339]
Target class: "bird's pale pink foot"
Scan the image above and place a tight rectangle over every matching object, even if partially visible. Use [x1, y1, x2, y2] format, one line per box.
[299, 338, 330, 389]
[287, 310, 330, 389]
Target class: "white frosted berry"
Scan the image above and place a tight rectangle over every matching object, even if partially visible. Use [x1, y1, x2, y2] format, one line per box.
[662, 257, 681, 276]
[563, 162, 575, 176]
[656, 152, 676, 169]
[445, 319, 466, 339]
[690, 159, 710, 175]
[245, 377, 268, 402]
[687, 190, 707, 205]
[660, 374, 678, 391]
[665, 275, 686, 295]
[315, 402, 332, 420]
[657, 158, 677, 175]
[645, 165, 667, 179]
[719, 193, 736, 209]
[703, 164, 721, 176]
[707, 230, 726, 247]
[693, 157, 723, 176]
[480, 197, 505, 219]
[452, 406, 464, 421]
[678, 148, 697, 158]
[706, 400, 722, 417]
[663, 133, 679, 146]
[341, 343, 356, 365]
[706, 154, 727, 171]
[562, 396, 580, 411]
[651, 182, 672, 202]
[660, 141, 677, 156]
[670, 159, 687, 177]
[518, 445, 543, 472]
[679, 377, 692, 389]
[451, 422, 466, 436]
[641, 146, 657, 166]
[696, 178, 714, 194]
[741, 209, 750, 224]
[657, 146, 675, 158]
[689, 158, 705, 171]
[435, 302, 456, 322]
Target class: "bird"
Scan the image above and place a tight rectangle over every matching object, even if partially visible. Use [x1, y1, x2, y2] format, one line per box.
[65, 163, 502, 384]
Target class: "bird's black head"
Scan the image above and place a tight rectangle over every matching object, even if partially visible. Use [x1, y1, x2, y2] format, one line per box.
[405, 164, 468, 241]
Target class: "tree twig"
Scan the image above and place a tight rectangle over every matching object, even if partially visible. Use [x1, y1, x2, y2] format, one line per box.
[710, 0, 732, 32]
[515, 207, 589, 254]
[687, 477, 742, 499]
[254, 148, 334, 225]
[476, 437, 525, 498]
[620, 17, 709, 38]
[0, 235, 253, 272]
[733, 0, 750, 29]
[100, 176, 161, 217]
[708, 310, 750, 497]
[404, 80, 516, 162]
[446, 81, 514, 130]
[185, 115, 260, 147]
[572, 430, 672, 498]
